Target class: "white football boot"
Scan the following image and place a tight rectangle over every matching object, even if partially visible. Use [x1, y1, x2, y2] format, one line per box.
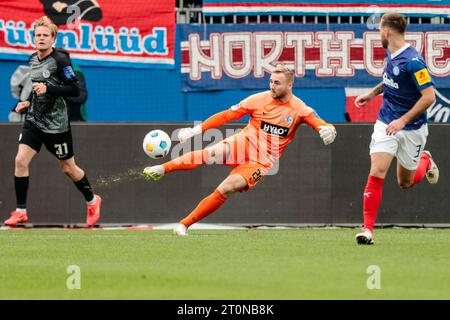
[174, 223, 188, 236]
[143, 165, 165, 181]
[422, 150, 439, 184]
[355, 228, 374, 245]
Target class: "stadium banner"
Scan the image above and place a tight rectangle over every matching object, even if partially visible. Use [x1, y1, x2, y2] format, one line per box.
[203, 0, 450, 17]
[179, 24, 450, 91]
[0, 0, 175, 69]
[427, 89, 450, 123]
[345, 88, 450, 123]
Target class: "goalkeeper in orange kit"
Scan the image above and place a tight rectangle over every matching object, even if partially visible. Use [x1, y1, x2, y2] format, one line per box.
[143, 64, 337, 235]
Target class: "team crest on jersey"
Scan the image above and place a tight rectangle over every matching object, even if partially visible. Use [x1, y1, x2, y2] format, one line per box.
[393, 66, 400, 76]
[414, 68, 431, 86]
[42, 69, 50, 78]
[260, 121, 289, 137]
[63, 66, 76, 80]
[285, 115, 293, 125]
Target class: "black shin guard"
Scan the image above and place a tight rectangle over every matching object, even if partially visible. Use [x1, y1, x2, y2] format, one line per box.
[15, 176, 29, 209]
[74, 174, 95, 202]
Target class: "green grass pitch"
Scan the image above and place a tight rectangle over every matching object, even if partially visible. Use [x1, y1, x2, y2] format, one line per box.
[0, 228, 449, 299]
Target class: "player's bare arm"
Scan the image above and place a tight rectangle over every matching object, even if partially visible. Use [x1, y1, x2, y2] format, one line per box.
[15, 101, 31, 113]
[386, 86, 436, 135]
[354, 81, 383, 108]
[32, 82, 47, 95]
[371, 81, 384, 96]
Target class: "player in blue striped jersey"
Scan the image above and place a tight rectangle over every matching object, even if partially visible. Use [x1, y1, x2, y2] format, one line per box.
[354, 13, 439, 245]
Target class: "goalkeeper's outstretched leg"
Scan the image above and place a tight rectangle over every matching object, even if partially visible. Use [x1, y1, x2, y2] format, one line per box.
[143, 142, 229, 180]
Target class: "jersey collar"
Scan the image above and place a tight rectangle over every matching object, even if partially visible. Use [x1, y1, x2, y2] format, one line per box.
[37, 48, 54, 62]
[390, 43, 411, 60]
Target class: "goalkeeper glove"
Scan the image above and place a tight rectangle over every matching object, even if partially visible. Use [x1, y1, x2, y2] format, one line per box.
[178, 125, 202, 143]
[318, 125, 337, 145]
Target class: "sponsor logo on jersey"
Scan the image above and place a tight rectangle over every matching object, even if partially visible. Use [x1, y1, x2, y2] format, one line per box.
[383, 73, 399, 89]
[414, 68, 431, 86]
[63, 66, 76, 80]
[260, 121, 289, 137]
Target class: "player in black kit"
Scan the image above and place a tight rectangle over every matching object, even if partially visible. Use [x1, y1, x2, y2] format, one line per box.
[3, 16, 101, 228]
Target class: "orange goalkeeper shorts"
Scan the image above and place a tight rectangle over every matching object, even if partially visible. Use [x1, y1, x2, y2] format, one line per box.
[223, 132, 272, 192]
[229, 163, 270, 192]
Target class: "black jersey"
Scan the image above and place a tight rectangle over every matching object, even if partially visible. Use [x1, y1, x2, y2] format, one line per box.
[26, 48, 79, 133]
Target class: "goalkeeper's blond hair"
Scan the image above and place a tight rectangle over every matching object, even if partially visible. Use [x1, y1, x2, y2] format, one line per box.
[271, 64, 294, 84]
[34, 16, 58, 38]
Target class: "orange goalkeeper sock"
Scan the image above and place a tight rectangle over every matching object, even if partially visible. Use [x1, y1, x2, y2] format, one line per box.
[180, 189, 227, 228]
[163, 149, 208, 173]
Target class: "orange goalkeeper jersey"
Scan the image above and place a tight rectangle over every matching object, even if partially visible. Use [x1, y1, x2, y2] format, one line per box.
[201, 91, 331, 165]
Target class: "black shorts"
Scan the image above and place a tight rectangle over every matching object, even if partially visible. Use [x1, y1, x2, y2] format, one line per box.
[19, 121, 74, 160]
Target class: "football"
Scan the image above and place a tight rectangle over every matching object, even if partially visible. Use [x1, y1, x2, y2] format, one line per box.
[142, 129, 171, 159]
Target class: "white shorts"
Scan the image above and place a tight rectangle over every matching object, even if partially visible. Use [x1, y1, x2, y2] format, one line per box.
[369, 120, 428, 170]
